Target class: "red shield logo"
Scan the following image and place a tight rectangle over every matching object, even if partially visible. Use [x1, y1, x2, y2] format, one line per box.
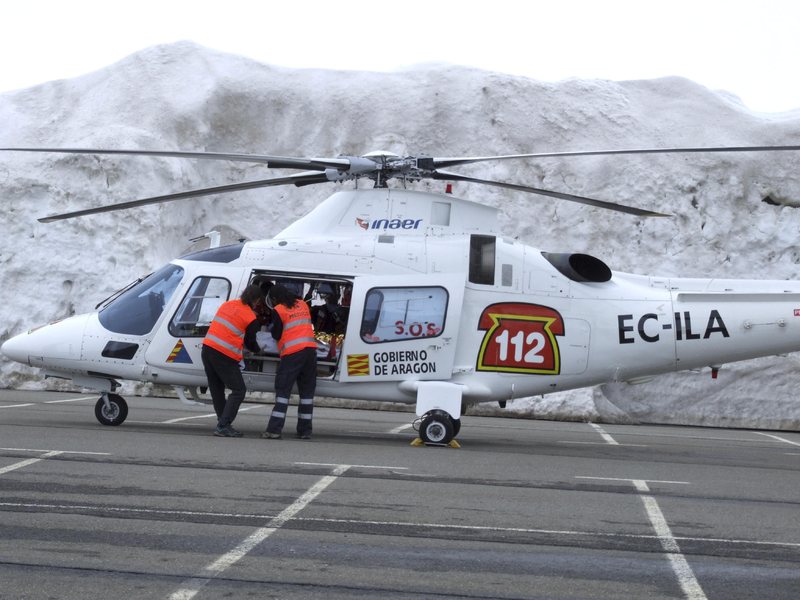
[476, 303, 565, 375]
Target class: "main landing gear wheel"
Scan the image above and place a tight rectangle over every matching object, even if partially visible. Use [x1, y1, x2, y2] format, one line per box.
[95, 393, 128, 426]
[419, 410, 456, 445]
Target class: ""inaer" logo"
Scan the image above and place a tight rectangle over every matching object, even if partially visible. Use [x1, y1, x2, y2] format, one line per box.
[356, 217, 423, 230]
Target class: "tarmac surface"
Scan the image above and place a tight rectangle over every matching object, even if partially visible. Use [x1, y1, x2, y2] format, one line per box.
[1, 389, 798, 599]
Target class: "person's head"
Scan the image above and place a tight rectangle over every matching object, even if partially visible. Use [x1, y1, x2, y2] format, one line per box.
[259, 280, 274, 296]
[317, 282, 336, 302]
[267, 283, 301, 308]
[240, 284, 266, 309]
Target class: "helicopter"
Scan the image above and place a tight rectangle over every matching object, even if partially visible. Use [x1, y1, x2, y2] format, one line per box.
[2, 144, 800, 446]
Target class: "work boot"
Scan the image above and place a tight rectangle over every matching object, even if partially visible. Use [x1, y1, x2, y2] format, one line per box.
[214, 425, 243, 438]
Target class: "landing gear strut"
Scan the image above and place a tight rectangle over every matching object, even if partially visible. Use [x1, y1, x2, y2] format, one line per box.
[95, 392, 128, 426]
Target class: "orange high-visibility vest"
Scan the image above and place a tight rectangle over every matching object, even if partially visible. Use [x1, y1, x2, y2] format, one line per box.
[202, 299, 257, 361]
[275, 300, 317, 357]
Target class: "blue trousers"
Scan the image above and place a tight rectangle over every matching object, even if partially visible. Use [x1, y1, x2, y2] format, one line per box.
[266, 347, 317, 435]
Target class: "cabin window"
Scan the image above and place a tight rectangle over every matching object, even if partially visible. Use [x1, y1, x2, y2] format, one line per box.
[360, 286, 448, 343]
[469, 235, 495, 285]
[169, 277, 232, 337]
[99, 264, 184, 336]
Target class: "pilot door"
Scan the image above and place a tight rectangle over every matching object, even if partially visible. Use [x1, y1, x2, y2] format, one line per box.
[144, 267, 246, 374]
[340, 274, 465, 382]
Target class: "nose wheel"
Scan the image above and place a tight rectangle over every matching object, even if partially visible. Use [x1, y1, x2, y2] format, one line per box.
[95, 392, 129, 426]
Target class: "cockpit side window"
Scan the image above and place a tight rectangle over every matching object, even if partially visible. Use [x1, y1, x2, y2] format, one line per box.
[169, 277, 232, 337]
[99, 264, 184, 335]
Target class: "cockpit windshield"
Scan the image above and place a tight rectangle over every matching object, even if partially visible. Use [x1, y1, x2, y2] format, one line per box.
[99, 263, 184, 335]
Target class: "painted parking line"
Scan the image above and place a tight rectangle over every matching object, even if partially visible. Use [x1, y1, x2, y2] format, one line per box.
[0, 447, 111, 474]
[45, 396, 96, 404]
[3, 499, 798, 551]
[577, 476, 690, 486]
[162, 404, 263, 424]
[389, 423, 413, 434]
[297, 461, 408, 471]
[755, 432, 800, 447]
[577, 476, 706, 600]
[168, 462, 353, 600]
[1, 396, 95, 408]
[0, 447, 109, 455]
[588, 422, 620, 445]
[560, 423, 646, 447]
[558, 441, 648, 447]
[0, 451, 63, 475]
[162, 413, 218, 424]
[633, 479, 707, 600]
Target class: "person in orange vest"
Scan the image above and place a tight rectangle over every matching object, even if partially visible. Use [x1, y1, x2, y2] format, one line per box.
[202, 284, 265, 437]
[262, 283, 318, 440]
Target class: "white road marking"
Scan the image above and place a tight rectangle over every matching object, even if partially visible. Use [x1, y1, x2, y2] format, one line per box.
[633, 479, 707, 600]
[588, 422, 619, 445]
[389, 423, 413, 434]
[558, 441, 648, 447]
[168, 463, 351, 600]
[0, 451, 63, 475]
[162, 404, 262, 424]
[297, 461, 408, 470]
[1, 396, 94, 408]
[0, 447, 110, 455]
[575, 429, 783, 444]
[162, 413, 217, 424]
[576, 476, 690, 485]
[45, 396, 95, 404]
[579, 476, 705, 600]
[3, 499, 798, 550]
[755, 432, 800, 447]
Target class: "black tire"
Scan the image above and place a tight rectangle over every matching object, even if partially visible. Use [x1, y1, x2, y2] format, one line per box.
[419, 410, 455, 445]
[95, 393, 128, 426]
[451, 418, 461, 437]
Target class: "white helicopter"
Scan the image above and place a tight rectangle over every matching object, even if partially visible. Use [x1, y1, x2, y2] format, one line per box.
[3, 145, 800, 446]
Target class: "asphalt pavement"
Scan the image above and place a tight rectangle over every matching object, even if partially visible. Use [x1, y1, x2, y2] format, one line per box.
[1, 389, 798, 599]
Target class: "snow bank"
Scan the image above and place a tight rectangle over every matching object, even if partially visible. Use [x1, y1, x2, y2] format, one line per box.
[1, 41, 799, 429]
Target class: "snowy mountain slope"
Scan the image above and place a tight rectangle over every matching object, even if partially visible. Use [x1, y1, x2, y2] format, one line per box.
[1, 41, 799, 428]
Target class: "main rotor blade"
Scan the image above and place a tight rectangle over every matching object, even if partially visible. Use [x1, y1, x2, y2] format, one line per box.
[38, 171, 326, 223]
[430, 145, 800, 169]
[0, 147, 351, 171]
[432, 170, 670, 217]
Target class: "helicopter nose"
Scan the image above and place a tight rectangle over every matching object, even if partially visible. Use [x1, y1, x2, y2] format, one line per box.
[1, 314, 91, 366]
[1, 331, 32, 364]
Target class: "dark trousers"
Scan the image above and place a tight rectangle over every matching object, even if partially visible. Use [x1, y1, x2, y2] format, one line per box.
[201, 345, 246, 428]
[267, 347, 317, 435]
